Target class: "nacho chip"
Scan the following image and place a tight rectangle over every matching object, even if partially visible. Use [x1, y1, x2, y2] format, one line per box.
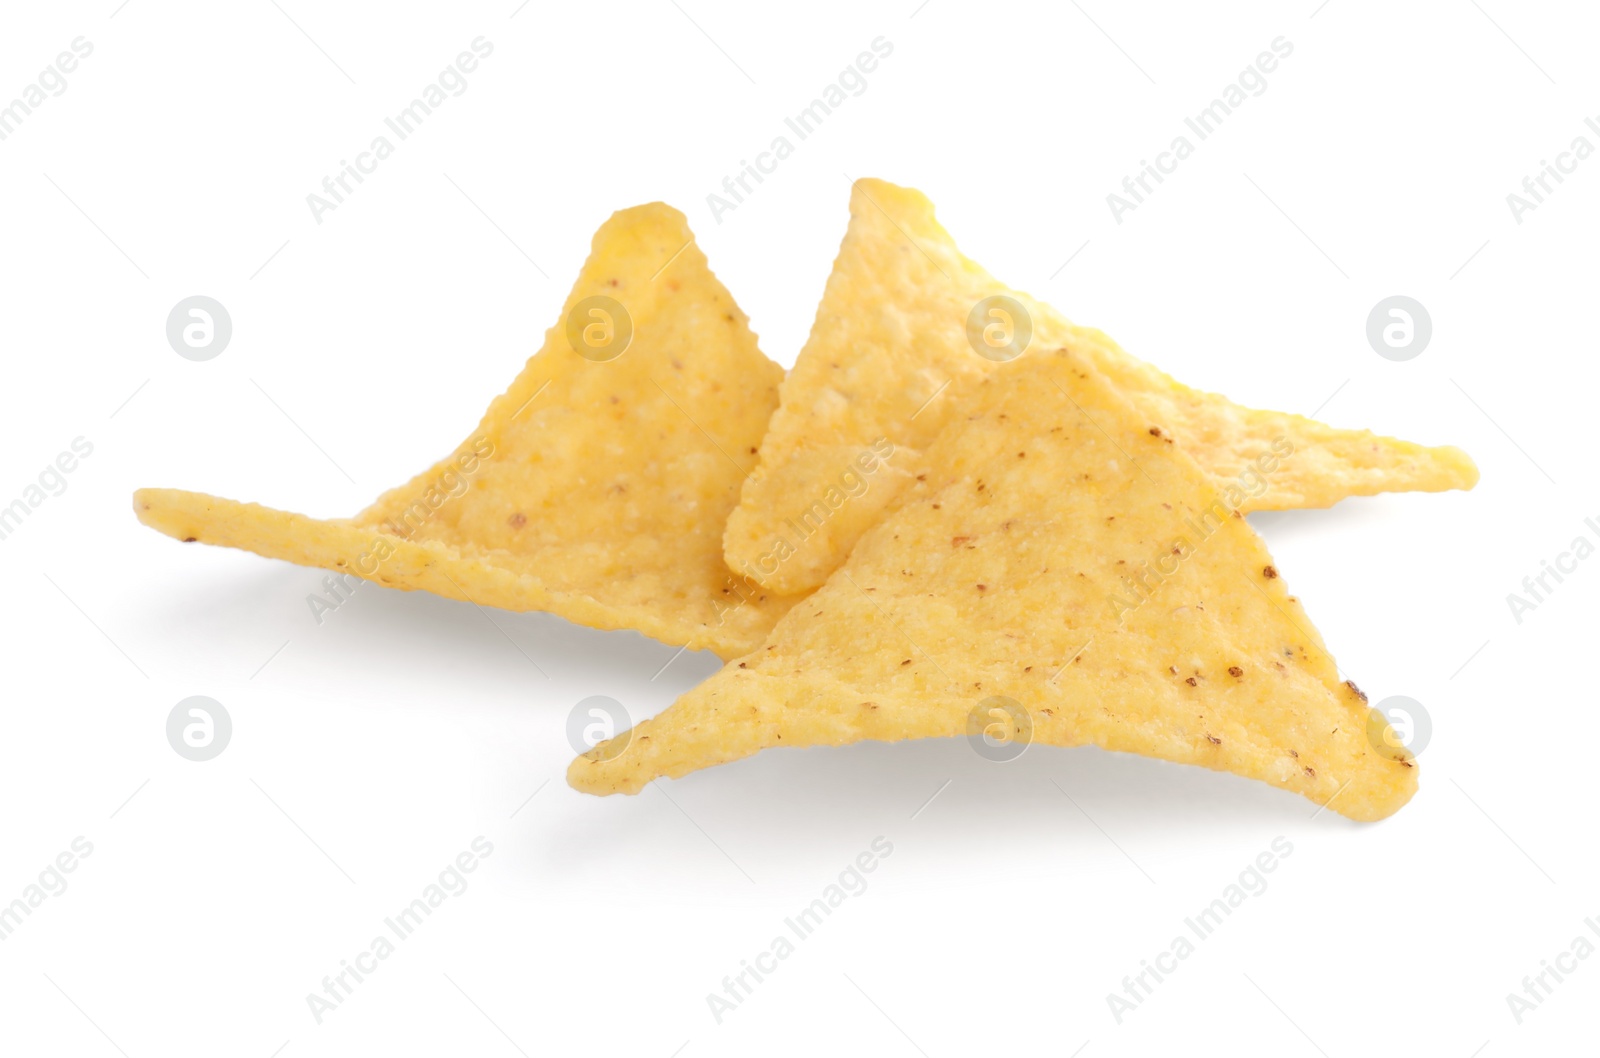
[136, 204, 802, 658]
[1074, 325, 1480, 512]
[573, 347, 1418, 821]
[723, 178, 1477, 595]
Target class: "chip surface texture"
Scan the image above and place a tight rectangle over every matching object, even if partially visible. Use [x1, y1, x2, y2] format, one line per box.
[723, 178, 1477, 596]
[135, 203, 800, 658]
[578, 348, 1418, 821]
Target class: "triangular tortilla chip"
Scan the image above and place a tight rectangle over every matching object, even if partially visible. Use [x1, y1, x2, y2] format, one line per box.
[135, 204, 802, 658]
[723, 178, 1478, 595]
[573, 347, 1418, 821]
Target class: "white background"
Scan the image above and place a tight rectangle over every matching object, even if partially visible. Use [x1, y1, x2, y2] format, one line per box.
[1, 1, 1595, 1055]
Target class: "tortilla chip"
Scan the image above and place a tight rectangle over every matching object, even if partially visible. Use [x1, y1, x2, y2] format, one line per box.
[1074, 325, 1481, 512]
[573, 346, 1418, 822]
[135, 204, 802, 659]
[723, 178, 1477, 595]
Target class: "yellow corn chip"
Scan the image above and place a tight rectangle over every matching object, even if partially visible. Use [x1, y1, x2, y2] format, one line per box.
[573, 346, 1417, 822]
[135, 204, 802, 659]
[723, 178, 1477, 595]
